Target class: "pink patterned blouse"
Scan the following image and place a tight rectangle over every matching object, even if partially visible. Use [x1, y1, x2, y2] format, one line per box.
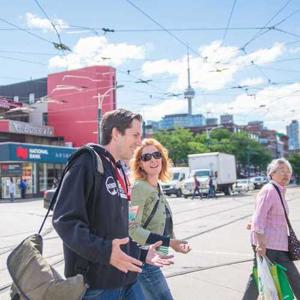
[251, 180, 289, 251]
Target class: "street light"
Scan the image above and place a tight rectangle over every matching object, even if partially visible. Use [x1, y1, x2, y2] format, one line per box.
[206, 125, 224, 139]
[93, 84, 124, 144]
[205, 125, 225, 150]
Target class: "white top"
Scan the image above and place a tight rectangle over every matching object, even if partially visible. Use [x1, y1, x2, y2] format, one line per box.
[8, 182, 16, 194]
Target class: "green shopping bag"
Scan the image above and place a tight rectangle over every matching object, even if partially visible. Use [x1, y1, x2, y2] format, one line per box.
[270, 263, 295, 300]
[252, 258, 295, 300]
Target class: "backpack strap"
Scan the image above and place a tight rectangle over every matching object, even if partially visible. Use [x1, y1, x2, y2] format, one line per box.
[38, 145, 104, 235]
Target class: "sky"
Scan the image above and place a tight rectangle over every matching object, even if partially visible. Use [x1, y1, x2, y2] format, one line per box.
[1, 0, 300, 133]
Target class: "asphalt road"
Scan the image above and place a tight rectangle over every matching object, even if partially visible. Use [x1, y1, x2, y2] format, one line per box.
[1, 186, 300, 299]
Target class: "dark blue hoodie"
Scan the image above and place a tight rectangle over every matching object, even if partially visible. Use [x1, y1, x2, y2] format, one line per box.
[52, 145, 145, 289]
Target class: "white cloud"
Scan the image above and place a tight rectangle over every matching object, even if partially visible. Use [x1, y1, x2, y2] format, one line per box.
[137, 98, 188, 121]
[25, 12, 69, 32]
[239, 77, 265, 87]
[200, 82, 300, 132]
[289, 47, 300, 54]
[48, 36, 146, 69]
[236, 42, 285, 66]
[142, 41, 285, 92]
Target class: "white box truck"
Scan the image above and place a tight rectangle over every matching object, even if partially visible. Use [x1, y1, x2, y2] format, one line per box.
[182, 152, 237, 197]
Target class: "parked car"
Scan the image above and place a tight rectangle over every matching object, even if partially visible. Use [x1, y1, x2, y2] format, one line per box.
[161, 167, 190, 197]
[43, 188, 56, 209]
[233, 179, 255, 193]
[250, 176, 266, 189]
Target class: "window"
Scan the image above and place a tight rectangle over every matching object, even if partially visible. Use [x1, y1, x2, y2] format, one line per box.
[42, 112, 48, 125]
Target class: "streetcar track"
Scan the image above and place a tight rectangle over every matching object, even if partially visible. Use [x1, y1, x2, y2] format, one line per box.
[0, 191, 298, 295]
[174, 202, 252, 226]
[0, 252, 63, 272]
[172, 195, 254, 216]
[165, 258, 252, 278]
[181, 196, 298, 240]
[0, 226, 53, 256]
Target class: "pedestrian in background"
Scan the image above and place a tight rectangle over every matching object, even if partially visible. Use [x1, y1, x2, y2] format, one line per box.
[8, 177, 16, 202]
[207, 175, 216, 198]
[51, 177, 59, 189]
[192, 174, 202, 199]
[242, 158, 300, 299]
[130, 138, 191, 300]
[19, 178, 27, 199]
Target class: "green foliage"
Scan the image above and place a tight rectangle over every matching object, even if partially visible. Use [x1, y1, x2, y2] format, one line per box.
[153, 128, 198, 165]
[153, 127, 272, 170]
[289, 153, 300, 177]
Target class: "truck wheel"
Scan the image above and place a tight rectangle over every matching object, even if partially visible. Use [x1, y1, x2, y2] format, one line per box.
[176, 189, 182, 197]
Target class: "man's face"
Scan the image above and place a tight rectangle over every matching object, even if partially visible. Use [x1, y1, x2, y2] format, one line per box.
[117, 119, 142, 161]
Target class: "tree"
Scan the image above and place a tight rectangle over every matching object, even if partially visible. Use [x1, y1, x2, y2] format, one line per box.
[153, 127, 272, 174]
[196, 129, 272, 175]
[289, 153, 300, 184]
[153, 128, 207, 165]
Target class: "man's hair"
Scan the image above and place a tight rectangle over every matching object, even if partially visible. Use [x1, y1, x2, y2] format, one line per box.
[101, 108, 142, 145]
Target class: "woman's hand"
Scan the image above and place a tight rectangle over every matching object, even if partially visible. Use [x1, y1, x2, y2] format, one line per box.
[146, 241, 174, 267]
[170, 239, 191, 254]
[256, 243, 266, 256]
[254, 232, 267, 256]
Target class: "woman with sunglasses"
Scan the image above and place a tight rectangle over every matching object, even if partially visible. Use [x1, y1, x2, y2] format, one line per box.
[129, 138, 191, 300]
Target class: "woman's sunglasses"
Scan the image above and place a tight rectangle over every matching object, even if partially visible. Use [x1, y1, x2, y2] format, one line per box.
[140, 151, 162, 162]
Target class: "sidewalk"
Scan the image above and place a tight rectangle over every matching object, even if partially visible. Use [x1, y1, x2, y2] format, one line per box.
[0, 197, 42, 204]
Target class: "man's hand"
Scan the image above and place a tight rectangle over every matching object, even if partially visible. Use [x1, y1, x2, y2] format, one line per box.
[109, 237, 143, 273]
[170, 239, 191, 254]
[146, 241, 174, 267]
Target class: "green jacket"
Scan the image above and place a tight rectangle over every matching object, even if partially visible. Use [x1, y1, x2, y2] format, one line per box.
[129, 180, 174, 246]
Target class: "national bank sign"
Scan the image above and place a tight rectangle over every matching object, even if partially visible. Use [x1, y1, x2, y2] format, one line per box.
[9, 120, 54, 137]
[7, 144, 75, 163]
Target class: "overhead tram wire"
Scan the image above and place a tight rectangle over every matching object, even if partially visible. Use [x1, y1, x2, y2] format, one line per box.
[124, 0, 208, 62]
[240, 0, 292, 51]
[116, 67, 170, 95]
[33, 0, 71, 52]
[0, 49, 57, 56]
[0, 55, 47, 66]
[220, 0, 238, 46]
[239, 6, 300, 86]
[66, 25, 270, 33]
[0, 17, 54, 45]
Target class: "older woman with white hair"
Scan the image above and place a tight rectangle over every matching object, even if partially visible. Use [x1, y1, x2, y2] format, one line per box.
[242, 158, 300, 299]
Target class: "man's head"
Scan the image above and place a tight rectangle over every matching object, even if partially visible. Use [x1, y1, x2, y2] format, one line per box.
[101, 109, 143, 161]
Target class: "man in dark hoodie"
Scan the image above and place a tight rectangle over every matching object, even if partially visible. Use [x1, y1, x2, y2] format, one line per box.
[53, 109, 173, 300]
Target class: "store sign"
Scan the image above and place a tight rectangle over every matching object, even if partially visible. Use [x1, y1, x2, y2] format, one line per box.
[0, 98, 22, 109]
[0, 163, 22, 176]
[10, 144, 75, 163]
[9, 121, 54, 137]
[0, 99, 10, 109]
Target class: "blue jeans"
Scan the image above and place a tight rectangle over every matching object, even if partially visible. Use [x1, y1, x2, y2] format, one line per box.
[83, 280, 145, 300]
[138, 263, 173, 300]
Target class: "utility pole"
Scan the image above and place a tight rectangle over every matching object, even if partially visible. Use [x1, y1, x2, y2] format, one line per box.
[96, 85, 124, 144]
